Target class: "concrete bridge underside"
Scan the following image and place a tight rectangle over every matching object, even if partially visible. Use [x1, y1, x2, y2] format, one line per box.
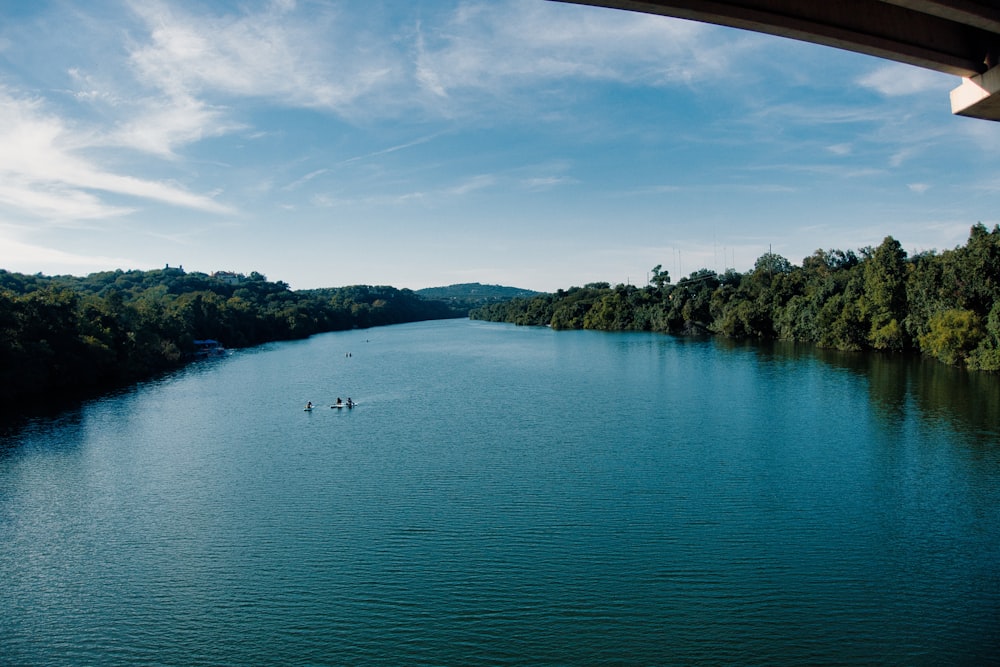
[552, 0, 1000, 121]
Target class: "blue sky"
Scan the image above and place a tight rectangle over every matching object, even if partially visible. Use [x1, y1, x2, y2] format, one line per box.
[2, 0, 999, 292]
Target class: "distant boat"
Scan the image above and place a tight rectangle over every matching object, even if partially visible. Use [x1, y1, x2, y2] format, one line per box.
[193, 339, 226, 358]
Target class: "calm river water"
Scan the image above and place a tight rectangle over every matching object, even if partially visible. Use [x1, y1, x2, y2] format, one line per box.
[2, 319, 998, 665]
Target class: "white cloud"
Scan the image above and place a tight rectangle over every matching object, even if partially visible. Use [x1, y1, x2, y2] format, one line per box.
[0, 179, 134, 221]
[0, 87, 234, 219]
[105, 94, 242, 158]
[447, 174, 496, 195]
[414, 0, 731, 98]
[0, 231, 141, 274]
[336, 134, 445, 166]
[521, 176, 577, 191]
[953, 117, 1000, 153]
[282, 169, 330, 192]
[857, 64, 952, 97]
[125, 0, 401, 115]
[889, 147, 916, 168]
[751, 101, 889, 126]
[908, 183, 930, 194]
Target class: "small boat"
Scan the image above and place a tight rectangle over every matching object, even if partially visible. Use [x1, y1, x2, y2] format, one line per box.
[331, 401, 357, 409]
[193, 339, 226, 358]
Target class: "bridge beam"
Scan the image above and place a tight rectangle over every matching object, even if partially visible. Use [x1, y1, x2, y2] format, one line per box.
[552, 0, 1000, 120]
[951, 65, 1000, 117]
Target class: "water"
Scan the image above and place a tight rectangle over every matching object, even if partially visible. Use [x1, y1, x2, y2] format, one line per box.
[2, 319, 998, 665]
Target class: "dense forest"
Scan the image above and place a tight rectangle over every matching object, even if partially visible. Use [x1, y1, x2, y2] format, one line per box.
[472, 224, 1000, 372]
[0, 266, 463, 404]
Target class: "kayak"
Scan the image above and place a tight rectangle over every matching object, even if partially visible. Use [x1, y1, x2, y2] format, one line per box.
[331, 403, 357, 409]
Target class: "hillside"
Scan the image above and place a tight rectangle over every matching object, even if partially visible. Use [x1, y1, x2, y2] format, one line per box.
[416, 283, 541, 309]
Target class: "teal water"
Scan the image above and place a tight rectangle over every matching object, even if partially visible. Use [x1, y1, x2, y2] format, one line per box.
[2, 319, 998, 665]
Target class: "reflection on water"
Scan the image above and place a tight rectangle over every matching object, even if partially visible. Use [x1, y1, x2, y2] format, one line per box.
[0, 405, 88, 458]
[729, 337, 1000, 446]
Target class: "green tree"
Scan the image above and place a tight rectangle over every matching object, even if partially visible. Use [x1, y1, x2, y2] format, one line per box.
[918, 308, 984, 366]
[649, 264, 670, 290]
[753, 251, 793, 284]
[861, 236, 909, 351]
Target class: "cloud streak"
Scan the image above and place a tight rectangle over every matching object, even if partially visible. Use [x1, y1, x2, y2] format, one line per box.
[0, 88, 232, 222]
[857, 64, 952, 97]
[0, 232, 142, 274]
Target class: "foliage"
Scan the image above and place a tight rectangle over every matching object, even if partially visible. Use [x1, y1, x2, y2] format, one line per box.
[860, 236, 909, 351]
[919, 309, 983, 366]
[471, 227, 1000, 372]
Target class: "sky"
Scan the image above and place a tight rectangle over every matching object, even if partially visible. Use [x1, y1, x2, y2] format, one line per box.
[2, 0, 999, 293]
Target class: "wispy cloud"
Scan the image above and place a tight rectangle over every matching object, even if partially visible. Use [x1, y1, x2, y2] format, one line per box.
[336, 134, 445, 166]
[749, 162, 886, 179]
[750, 101, 891, 126]
[520, 176, 577, 191]
[0, 88, 233, 221]
[104, 94, 243, 158]
[447, 174, 497, 195]
[618, 182, 796, 198]
[889, 147, 917, 168]
[413, 0, 736, 101]
[282, 169, 331, 192]
[124, 0, 401, 117]
[627, 184, 684, 195]
[0, 232, 141, 273]
[310, 191, 429, 209]
[858, 64, 952, 97]
[0, 179, 134, 221]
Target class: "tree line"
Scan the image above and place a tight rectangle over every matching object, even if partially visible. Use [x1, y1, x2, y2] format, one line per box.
[416, 283, 541, 309]
[0, 266, 463, 404]
[471, 224, 1000, 372]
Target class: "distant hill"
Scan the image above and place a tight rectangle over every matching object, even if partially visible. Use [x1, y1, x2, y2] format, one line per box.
[416, 283, 542, 309]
